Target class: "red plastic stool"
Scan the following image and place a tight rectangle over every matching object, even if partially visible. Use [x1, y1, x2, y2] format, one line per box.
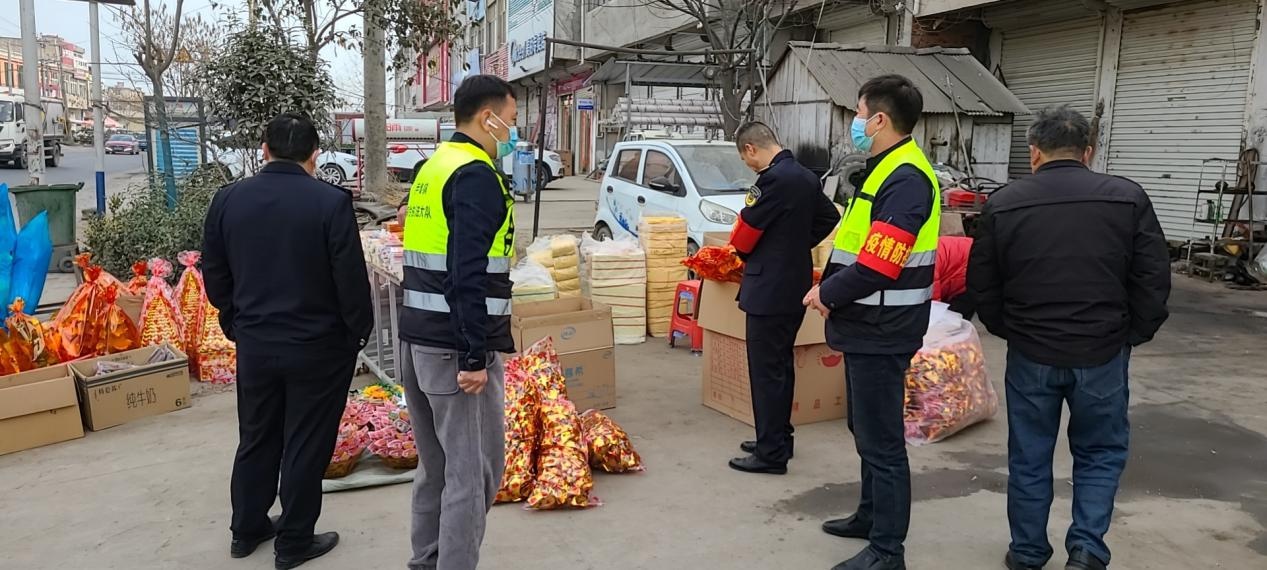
[669, 279, 704, 353]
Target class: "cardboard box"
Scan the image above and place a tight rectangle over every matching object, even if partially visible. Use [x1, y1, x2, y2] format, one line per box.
[698, 280, 826, 346]
[511, 298, 617, 410]
[0, 365, 85, 455]
[701, 331, 846, 426]
[69, 344, 192, 431]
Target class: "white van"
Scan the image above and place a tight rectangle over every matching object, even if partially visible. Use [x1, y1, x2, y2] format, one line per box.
[592, 139, 757, 254]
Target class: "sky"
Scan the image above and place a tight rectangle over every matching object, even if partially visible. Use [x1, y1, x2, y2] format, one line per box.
[0, 0, 389, 111]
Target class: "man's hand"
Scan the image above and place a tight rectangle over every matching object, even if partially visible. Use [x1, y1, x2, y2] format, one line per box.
[804, 285, 829, 317]
[397, 204, 407, 222]
[457, 369, 489, 394]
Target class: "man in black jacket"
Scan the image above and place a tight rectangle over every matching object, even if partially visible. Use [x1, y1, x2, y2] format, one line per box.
[727, 121, 840, 475]
[204, 113, 372, 569]
[967, 106, 1170, 570]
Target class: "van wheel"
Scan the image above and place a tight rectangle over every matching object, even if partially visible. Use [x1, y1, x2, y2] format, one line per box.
[593, 223, 613, 241]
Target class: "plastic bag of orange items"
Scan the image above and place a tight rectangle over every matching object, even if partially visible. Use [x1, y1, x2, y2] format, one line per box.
[495, 352, 539, 503]
[0, 298, 60, 373]
[125, 260, 148, 295]
[579, 409, 643, 473]
[53, 254, 121, 360]
[523, 338, 595, 510]
[197, 300, 237, 384]
[138, 258, 184, 349]
[903, 304, 998, 445]
[174, 251, 207, 375]
[97, 285, 141, 356]
[682, 245, 744, 283]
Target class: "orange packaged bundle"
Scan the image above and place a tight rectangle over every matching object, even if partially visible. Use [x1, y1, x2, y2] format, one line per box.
[53, 254, 119, 360]
[197, 300, 236, 384]
[495, 353, 540, 503]
[579, 409, 643, 474]
[523, 338, 595, 510]
[97, 285, 142, 356]
[174, 251, 207, 375]
[682, 245, 744, 283]
[125, 260, 148, 295]
[138, 258, 184, 349]
[0, 298, 60, 374]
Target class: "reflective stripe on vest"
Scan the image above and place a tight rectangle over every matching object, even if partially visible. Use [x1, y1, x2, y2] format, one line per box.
[403, 290, 513, 316]
[829, 139, 941, 307]
[403, 250, 512, 274]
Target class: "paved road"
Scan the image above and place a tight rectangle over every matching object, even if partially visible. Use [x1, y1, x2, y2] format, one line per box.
[0, 145, 145, 190]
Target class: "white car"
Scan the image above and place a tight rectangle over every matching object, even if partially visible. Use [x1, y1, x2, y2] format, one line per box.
[210, 145, 359, 188]
[385, 142, 565, 187]
[500, 144, 564, 188]
[593, 139, 757, 254]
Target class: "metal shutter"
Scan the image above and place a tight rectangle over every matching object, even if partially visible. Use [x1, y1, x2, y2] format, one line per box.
[1105, 0, 1258, 239]
[817, 3, 887, 45]
[998, 18, 1102, 178]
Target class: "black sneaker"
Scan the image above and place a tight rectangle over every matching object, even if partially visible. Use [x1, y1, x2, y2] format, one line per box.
[230, 515, 279, 558]
[822, 513, 872, 539]
[1066, 549, 1106, 570]
[1005, 551, 1043, 570]
[274, 532, 339, 570]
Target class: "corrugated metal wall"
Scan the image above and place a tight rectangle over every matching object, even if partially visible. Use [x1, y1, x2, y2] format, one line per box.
[1105, 0, 1259, 239]
[996, 17, 1102, 178]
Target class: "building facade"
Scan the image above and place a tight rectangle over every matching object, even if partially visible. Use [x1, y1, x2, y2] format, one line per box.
[0, 36, 92, 122]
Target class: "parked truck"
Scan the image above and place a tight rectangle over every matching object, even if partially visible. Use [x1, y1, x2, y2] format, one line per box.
[0, 94, 65, 168]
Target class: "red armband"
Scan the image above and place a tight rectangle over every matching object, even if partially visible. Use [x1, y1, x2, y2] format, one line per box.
[729, 215, 765, 254]
[857, 221, 916, 279]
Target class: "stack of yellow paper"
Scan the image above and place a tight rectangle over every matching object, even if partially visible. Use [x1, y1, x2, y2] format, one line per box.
[583, 238, 647, 345]
[637, 216, 688, 337]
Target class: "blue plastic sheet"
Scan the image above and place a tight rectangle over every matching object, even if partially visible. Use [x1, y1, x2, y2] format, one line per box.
[9, 211, 52, 315]
[0, 184, 17, 313]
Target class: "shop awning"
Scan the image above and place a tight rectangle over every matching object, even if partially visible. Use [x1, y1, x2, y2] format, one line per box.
[588, 59, 715, 89]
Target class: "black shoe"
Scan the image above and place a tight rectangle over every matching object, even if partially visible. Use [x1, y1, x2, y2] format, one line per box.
[274, 532, 339, 570]
[822, 513, 872, 539]
[727, 454, 787, 475]
[1005, 552, 1043, 570]
[1066, 549, 1106, 570]
[831, 546, 906, 570]
[739, 440, 795, 457]
[231, 515, 280, 558]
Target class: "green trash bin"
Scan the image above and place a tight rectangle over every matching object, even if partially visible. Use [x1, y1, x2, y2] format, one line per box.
[9, 182, 82, 273]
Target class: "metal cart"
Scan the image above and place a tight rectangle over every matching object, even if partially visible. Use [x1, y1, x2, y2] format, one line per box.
[359, 264, 402, 383]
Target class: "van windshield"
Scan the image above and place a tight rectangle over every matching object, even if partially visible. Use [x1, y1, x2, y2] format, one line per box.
[675, 145, 758, 196]
[0, 101, 13, 123]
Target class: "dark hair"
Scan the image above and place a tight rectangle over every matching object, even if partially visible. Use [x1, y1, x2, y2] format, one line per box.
[735, 121, 779, 150]
[858, 74, 923, 135]
[453, 74, 515, 125]
[1027, 105, 1091, 155]
[264, 112, 319, 162]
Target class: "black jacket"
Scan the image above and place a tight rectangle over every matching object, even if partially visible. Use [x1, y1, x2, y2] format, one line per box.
[967, 160, 1171, 368]
[203, 161, 373, 356]
[737, 149, 841, 315]
[820, 138, 935, 354]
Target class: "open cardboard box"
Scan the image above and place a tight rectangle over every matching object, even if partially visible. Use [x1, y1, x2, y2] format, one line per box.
[0, 365, 85, 455]
[511, 297, 617, 411]
[69, 344, 192, 431]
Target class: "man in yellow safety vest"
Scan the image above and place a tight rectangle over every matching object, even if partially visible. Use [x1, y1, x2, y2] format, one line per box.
[399, 74, 517, 570]
[804, 74, 940, 570]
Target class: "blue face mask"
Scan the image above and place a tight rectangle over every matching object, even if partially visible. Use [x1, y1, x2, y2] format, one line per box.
[851, 115, 878, 153]
[487, 115, 519, 159]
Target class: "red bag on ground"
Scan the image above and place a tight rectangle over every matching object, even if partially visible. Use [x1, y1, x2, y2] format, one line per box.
[496, 353, 540, 503]
[174, 251, 207, 376]
[523, 338, 595, 510]
[138, 258, 184, 349]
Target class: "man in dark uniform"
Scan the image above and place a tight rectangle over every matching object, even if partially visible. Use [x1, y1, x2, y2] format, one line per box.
[204, 113, 373, 569]
[727, 121, 840, 475]
[805, 75, 940, 570]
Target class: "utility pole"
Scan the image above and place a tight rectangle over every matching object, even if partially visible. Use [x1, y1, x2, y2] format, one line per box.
[19, 0, 45, 185]
[362, 0, 387, 201]
[90, 1, 106, 214]
[54, 39, 70, 128]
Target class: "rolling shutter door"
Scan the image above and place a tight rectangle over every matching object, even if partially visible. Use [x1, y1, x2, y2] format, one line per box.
[1105, 0, 1257, 239]
[998, 18, 1102, 179]
[818, 3, 887, 45]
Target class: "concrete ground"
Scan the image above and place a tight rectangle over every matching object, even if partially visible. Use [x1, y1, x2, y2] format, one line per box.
[1, 176, 1265, 569]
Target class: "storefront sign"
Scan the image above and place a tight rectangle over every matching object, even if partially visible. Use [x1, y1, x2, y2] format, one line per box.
[507, 0, 554, 81]
[578, 98, 594, 111]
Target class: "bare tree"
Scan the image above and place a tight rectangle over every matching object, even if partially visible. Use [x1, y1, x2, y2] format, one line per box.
[114, 0, 187, 205]
[643, 0, 797, 139]
[257, 0, 462, 68]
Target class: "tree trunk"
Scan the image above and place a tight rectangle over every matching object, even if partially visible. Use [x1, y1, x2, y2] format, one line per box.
[362, 0, 389, 201]
[718, 68, 743, 141]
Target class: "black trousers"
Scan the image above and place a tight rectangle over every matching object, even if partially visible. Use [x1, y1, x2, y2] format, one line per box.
[230, 349, 356, 556]
[745, 312, 805, 464]
[844, 351, 916, 558]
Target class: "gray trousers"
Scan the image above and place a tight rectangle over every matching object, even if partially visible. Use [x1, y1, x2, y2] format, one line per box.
[400, 342, 506, 570]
